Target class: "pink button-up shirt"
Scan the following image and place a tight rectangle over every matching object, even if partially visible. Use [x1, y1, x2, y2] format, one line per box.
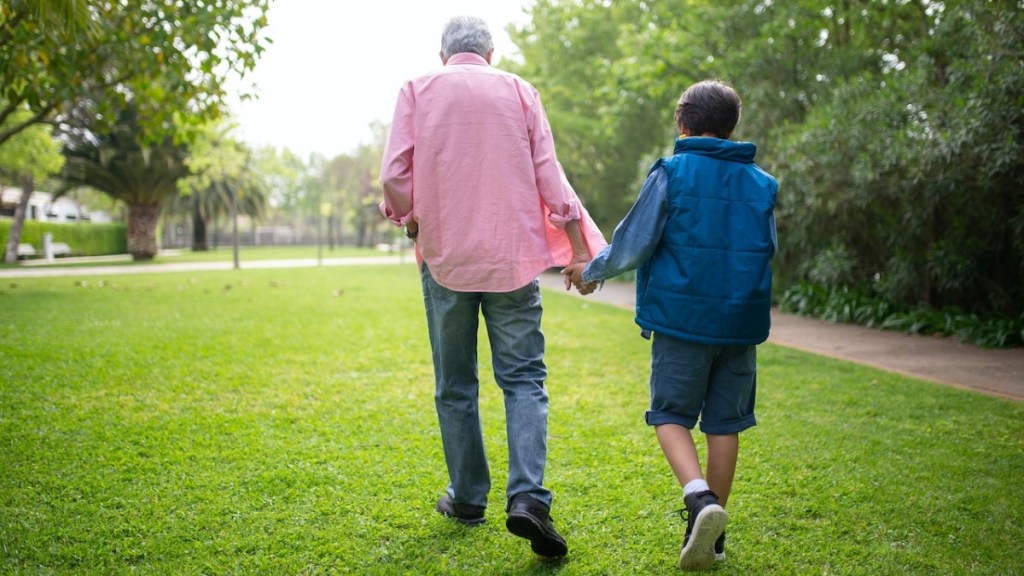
[380, 52, 606, 292]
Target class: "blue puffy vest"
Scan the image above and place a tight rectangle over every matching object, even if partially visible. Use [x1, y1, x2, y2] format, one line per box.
[635, 137, 778, 345]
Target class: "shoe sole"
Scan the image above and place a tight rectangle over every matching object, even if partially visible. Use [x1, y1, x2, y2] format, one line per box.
[679, 504, 727, 571]
[506, 513, 568, 558]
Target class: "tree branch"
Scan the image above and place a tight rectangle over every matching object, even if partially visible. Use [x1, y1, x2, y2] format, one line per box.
[0, 100, 58, 148]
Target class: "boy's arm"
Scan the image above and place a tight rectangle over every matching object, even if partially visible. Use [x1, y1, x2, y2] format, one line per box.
[578, 167, 669, 285]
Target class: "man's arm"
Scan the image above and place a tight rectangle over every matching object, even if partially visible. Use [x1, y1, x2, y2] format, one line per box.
[564, 219, 590, 264]
[561, 219, 595, 293]
[379, 86, 415, 226]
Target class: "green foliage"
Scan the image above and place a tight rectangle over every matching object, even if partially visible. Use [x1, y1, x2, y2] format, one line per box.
[0, 218, 125, 257]
[0, 103, 63, 181]
[322, 130, 388, 248]
[780, 281, 1024, 348]
[1, 266, 1022, 574]
[770, 1, 1024, 319]
[168, 120, 268, 249]
[0, 0, 271, 148]
[62, 105, 190, 206]
[505, 0, 678, 231]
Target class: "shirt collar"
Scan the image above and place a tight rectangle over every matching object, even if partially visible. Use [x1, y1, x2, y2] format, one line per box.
[446, 52, 490, 67]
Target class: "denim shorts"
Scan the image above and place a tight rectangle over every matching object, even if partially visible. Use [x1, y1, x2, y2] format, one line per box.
[645, 332, 758, 435]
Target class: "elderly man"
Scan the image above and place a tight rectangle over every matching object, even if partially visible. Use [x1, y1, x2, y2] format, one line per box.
[379, 15, 604, 559]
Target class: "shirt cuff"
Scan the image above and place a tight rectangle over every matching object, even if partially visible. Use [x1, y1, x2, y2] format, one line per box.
[581, 267, 603, 286]
[378, 201, 414, 226]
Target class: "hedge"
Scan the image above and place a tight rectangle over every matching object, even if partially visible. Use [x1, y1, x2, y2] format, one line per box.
[0, 219, 126, 257]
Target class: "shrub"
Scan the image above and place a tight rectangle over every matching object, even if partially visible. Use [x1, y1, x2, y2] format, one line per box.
[0, 219, 126, 256]
[779, 281, 1024, 348]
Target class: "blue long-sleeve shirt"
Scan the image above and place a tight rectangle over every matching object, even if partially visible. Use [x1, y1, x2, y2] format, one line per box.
[581, 168, 668, 284]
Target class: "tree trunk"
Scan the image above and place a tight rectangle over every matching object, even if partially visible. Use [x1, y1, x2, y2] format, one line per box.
[356, 221, 366, 247]
[127, 203, 161, 261]
[191, 202, 209, 251]
[3, 174, 34, 264]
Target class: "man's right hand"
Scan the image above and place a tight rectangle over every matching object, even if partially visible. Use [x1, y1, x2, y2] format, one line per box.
[562, 263, 598, 295]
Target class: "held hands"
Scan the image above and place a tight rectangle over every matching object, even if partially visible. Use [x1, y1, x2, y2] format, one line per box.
[562, 262, 598, 295]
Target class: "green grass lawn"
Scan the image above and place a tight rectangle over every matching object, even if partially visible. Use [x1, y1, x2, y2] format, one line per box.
[1, 264, 1021, 575]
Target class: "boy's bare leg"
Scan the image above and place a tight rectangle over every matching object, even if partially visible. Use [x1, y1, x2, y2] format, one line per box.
[655, 424, 703, 485]
[660, 424, 728, 570]
[705, 433, 739, 507]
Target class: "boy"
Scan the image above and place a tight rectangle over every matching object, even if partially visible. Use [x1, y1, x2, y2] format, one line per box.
[563, 79, 778, 571]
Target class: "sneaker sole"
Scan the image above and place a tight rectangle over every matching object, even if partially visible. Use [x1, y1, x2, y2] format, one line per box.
[506, 513, 568, 558]
[679, 504, 727, 571]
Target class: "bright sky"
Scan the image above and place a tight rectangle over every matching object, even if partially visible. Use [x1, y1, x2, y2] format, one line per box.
[229, 1, 533, 160]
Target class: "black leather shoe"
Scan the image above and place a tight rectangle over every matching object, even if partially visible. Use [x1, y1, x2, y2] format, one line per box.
[505, 494, 568, 558]
[436, 494, 486, 526]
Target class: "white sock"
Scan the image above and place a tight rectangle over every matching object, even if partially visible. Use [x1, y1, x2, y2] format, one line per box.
[683, 478, 710, 497]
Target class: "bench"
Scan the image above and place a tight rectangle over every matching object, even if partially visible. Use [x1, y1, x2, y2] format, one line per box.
[50, 242, 73, 257]
[17, 243, 37, 258]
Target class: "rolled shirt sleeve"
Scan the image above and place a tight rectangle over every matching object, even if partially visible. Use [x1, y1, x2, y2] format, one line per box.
[380, 85, 416, 226]
[526, 91, 580, 228]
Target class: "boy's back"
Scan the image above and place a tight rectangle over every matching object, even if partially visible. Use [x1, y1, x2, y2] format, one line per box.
[637, 136, 777, 346]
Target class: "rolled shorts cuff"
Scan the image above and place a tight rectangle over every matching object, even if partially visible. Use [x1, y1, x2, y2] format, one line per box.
[644, 409, 697, 429]
[699, 414, 757, 435]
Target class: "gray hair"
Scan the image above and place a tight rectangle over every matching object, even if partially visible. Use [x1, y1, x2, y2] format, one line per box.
[441, 16, 494, 59]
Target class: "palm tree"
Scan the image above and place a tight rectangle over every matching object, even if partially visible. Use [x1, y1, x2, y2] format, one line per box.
[169, 122, 268, 251]
[166, 169, 268, 251]
[61, 104, 189, 260]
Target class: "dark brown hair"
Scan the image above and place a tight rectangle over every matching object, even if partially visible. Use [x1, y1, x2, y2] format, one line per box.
[674, 79, 741, 138]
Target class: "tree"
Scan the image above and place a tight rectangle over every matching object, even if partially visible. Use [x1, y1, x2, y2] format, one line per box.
[1, 0, 270, 149]
[60, 105, 190, 260]
[0, 104, 64, 263]
[766, 0, 1024, 317]
[174, 121, 267, 252]
[248, 146, 313, 243]
[3, 0, 269, 260]
[322, 122, 388, 248]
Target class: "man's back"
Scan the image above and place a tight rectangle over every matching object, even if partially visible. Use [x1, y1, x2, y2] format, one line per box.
[381, 52, 583, 292]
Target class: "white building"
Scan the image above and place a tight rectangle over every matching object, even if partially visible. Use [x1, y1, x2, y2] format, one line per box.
[0, 186, 112, 223]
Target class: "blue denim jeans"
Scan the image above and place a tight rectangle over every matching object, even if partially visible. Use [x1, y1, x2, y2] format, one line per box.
[420, 264, 552, 510]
